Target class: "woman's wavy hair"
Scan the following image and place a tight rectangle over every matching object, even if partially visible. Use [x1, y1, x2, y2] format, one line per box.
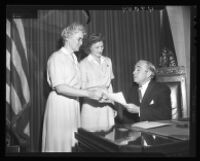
[83, 33, 104, 54]
[60, 22, 87, 46]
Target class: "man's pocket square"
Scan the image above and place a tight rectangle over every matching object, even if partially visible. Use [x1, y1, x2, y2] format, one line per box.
[149, 100, 154, 105]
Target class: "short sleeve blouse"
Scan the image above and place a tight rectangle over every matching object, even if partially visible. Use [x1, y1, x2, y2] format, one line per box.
[47, 47, 81, 89]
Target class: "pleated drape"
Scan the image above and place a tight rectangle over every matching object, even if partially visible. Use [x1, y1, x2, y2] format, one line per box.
[22, 9, 161, 151]
[86, 10, 161, 93]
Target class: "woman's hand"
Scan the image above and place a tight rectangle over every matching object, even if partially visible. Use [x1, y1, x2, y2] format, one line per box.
[97, 88, 114, 103]
[86, 86, 114, 103]
[124, 103, 140, 113]
[87, 89, 103, 101]
[98, 89, 109, 102]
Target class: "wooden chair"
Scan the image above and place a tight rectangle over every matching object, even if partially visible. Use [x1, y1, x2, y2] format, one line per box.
[156, 66, 187, 120]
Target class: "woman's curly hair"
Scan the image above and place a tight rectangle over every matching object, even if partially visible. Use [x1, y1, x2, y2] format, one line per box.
[61, 22, 87, 45]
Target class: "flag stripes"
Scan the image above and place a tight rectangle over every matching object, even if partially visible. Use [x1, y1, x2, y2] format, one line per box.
[6, 102, 12, 122]
[11, 38, 30, 103]
[6, 18, 30, 148]
[10, 84, 23, 115]
[12, 21, 29, 77]
[10, 19, 30, 105]
[6, 35, 12, 55]
[6, 19, 11, 123]
[6, 84, 11, 108]
[11, 63, 27, 107]
[13, 19, 28, 58]
[6, 68, 11, 87]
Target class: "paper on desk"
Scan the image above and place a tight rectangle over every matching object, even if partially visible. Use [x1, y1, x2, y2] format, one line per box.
[131, 121, 172, 129]
[107, 92, 128, 106]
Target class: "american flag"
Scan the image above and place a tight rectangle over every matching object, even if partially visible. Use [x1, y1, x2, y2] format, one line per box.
[6, 18, 30, 151]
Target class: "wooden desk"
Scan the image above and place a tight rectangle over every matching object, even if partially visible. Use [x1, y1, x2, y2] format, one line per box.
[75, 120, 190, 156]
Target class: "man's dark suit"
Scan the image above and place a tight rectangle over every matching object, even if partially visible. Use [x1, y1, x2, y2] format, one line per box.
[124, 79, 171, 122]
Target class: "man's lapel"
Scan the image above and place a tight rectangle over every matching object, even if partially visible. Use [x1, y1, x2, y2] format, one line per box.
[141, 80, 155, 105]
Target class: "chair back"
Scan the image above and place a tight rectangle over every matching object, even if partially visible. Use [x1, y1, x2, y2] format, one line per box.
[156, 66, 187, 120]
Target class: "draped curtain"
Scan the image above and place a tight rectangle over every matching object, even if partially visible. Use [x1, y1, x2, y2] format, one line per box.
[166, 6, 191, 117]
[85, 10, 161, 94]
[8, 9, 162, 152]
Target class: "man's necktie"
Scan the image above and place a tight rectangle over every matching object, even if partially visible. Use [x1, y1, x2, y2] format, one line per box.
[138, 88, 142, 103]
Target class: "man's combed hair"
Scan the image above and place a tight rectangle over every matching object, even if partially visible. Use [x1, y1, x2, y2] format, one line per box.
[139, 60, 156, 78]
[147, 62, 156, 78]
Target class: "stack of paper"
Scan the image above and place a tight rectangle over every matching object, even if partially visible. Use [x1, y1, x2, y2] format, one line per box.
[106, 92, 128, 106]
[131, 121, 172, 129]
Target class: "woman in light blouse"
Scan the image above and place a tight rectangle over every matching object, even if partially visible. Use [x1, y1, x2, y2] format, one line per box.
[80, 33, 116, 132]
[42, 23, 103, 152]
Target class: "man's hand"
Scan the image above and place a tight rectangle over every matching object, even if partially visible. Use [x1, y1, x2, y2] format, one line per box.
[124, 103, 140, 113]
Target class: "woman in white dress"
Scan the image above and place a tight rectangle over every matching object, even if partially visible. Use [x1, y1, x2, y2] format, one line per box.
[80, 33, 117, 132]
[42, 23, 104, 152]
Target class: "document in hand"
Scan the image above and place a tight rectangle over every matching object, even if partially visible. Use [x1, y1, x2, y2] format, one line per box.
[131, 121, 172, 129]
[107, 92, 128, 106]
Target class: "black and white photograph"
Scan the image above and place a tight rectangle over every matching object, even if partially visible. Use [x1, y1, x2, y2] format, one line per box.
[4, 4, 197, 157]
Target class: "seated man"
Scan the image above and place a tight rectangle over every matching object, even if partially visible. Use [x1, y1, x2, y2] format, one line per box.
[123, 60, 172, 122]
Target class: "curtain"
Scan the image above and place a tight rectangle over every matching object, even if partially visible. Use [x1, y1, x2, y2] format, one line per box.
[159, 8, 177, 67]
[166, 6, 191, 117]
[6, 9, 162, 152]
[85, 10, 161, 122]
[86, 10, 161, 93]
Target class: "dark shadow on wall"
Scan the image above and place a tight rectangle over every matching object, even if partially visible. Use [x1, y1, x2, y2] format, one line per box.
[75, 49, 88, 62]
[56, 37, 63, 50]
[39, 68, 51, 152]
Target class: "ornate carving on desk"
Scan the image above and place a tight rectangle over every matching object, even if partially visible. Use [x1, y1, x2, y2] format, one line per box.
[159, 47, 177, 68]
[156, 66, 185, 76]
[156, 66, 187, 119]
